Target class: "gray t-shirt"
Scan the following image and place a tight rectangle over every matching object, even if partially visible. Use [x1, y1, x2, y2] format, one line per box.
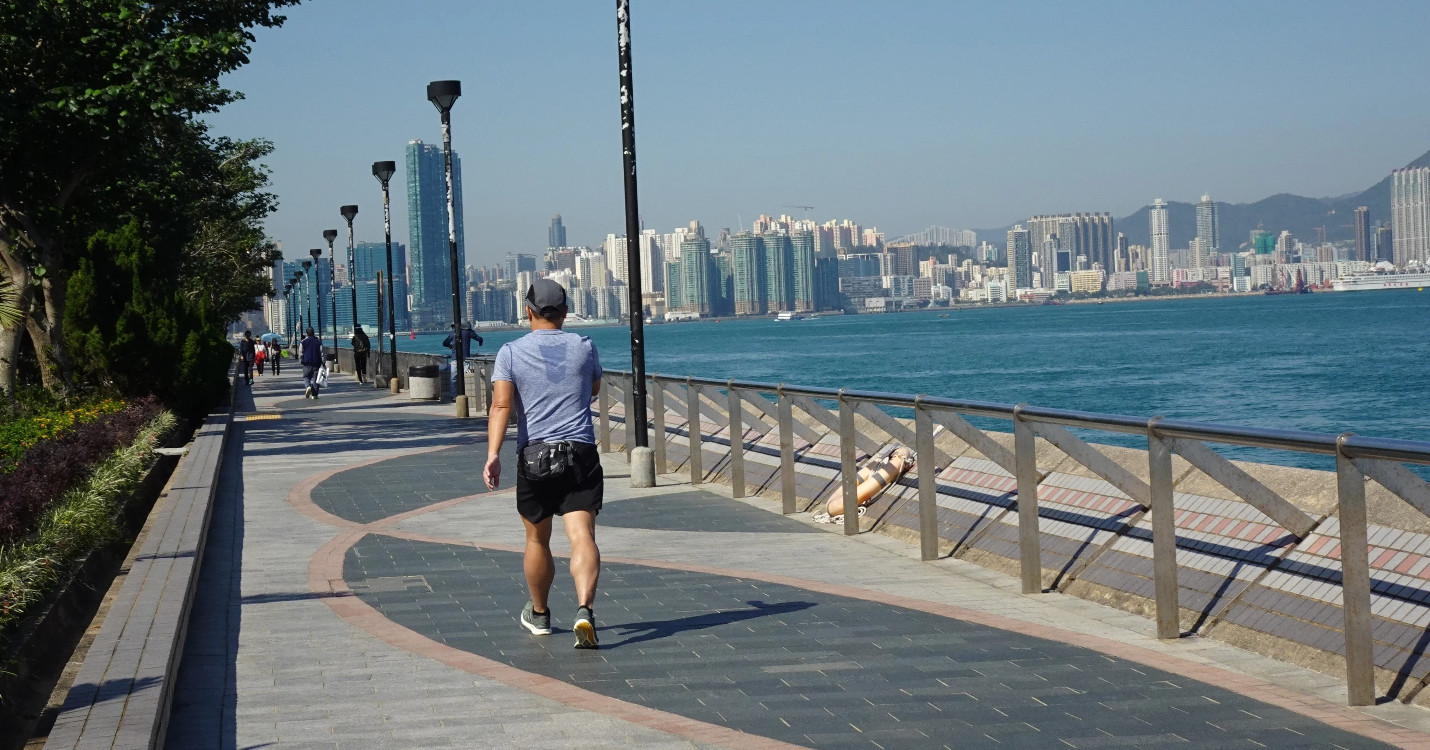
[492, 329, 602, 449]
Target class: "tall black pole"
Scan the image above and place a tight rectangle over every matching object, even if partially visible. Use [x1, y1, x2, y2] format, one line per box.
[322, 235, 338, 365]
[341, 206, 359, 341]
[617, 0, 649, 449]
[373, 162, 398, 384]
[440, 109, 464, 397]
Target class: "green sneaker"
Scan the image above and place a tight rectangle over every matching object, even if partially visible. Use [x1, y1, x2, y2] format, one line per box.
[520, 601, 551, 635]
[573, 606, 598, 649]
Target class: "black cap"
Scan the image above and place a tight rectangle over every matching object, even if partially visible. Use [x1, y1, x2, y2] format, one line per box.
[525, 279, 567, 316]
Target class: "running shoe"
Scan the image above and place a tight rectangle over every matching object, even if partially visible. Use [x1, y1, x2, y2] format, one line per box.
[304, 386, 312, 399]
[573, 606, 598, 649]
[520, 601, 551, 635]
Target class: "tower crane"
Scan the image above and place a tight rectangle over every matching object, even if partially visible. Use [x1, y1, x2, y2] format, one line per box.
[784, 204, 815, 220]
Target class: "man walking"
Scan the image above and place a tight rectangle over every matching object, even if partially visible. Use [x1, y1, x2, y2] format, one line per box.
[484, 279, 604, 649]
[300, 326, 324, 399]
[352, 324, 371, 384]
[237, 330, 257, 385]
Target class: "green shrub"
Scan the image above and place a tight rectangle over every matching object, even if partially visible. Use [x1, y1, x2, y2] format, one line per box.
[0, 411, 176, 640]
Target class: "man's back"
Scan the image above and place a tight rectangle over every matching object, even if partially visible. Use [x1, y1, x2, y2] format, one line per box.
[492, 329, 600, 449]
[300, 336, 323, 366]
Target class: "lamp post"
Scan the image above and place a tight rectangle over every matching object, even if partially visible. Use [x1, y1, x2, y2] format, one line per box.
[340, 205, 359, 355]
[427, 79, 467, 417]
[309, 248, 326, 365]
[282, 283, 290, 343]
[321, 232, 338, 371]
[616, 0, 654, 487]
[372, 161, 399, 392]
[300, 261, 314, 338]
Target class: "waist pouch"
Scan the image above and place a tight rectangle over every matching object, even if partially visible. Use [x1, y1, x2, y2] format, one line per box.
[519, 441, 581, 482]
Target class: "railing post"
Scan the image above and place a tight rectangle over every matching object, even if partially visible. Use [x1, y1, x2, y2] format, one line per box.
[624, 374, 636, 457]
[778, 385, 796, 514]
[1147, 417, 1180, 639]
[915, 397, 938, 561]
[1012, 404, 1042, 594]
[727, 381, 745, 498]
[651, 375, 667, 475]
[598, 377, 611, 453]
[1337, 433, 1375, 707]
[687, 378, 702, 485]
[839, 390, 859, 536]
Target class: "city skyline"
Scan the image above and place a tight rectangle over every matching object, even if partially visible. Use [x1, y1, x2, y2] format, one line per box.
[205, 2, 1430, 266]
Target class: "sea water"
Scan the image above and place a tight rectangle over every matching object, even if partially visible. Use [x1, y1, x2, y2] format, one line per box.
[398, 291, 1430, 467]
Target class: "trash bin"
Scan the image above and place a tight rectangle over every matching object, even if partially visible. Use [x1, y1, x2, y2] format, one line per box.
[408, 364, 440, 400]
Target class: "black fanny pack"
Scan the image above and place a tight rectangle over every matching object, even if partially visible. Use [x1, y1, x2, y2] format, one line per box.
[519, 440, 579, 481]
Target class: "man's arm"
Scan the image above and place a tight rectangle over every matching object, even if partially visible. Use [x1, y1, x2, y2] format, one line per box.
[483, 379, 514, 490]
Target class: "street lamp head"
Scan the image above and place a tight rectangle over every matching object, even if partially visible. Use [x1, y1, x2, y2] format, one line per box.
[340, 205, 358, 223]
[321, 230, 337, 244]
[372, 161, 396, 184]
[301, 261, 312, 271]
[427, 80, 461, 114]
[310, 247, 323, 260]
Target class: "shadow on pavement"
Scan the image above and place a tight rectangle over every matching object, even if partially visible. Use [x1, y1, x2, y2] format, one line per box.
[604, 600, 816, 649]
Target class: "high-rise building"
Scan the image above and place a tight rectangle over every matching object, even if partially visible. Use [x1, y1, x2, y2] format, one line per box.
[354, 241, 410, 330]
[1353, 206, 1371, 263]
[1040, 235, 1062, 288]
[549, 214, 566, 250]
[1391, 167, 1430, 268]
[1196, 194, 1220, 265]
[602, 234, 628, 284]
[1149, 199, 1170, 284]
[1375, 226, 1394, 262]
[1006, 225, 1033, 290]
[1027, 213, 1113, 271]
[791, 231, 816, 312]
[406, 140, 465, 328]
[1115, 232, 1130, 272]
[679, 236, 714, 316]
[729, 232, 767, 315]
[763, 231, 795, 312]
[504, 253, 537, 282]
[639, 230, 663, 294]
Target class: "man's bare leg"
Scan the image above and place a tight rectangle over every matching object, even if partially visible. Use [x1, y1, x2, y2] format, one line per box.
[523, 516, 555, 612]
[562, 510, 600, 608]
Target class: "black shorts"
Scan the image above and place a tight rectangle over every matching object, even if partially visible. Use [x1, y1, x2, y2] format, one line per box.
[516, 441, 603, 524]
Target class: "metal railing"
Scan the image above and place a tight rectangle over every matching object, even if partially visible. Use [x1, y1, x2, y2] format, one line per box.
[593, 369, 1430, 707]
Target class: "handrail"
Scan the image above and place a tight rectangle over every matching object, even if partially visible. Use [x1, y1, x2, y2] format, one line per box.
[613, 369, 1430, 465]
[601, 367, 1430, 707]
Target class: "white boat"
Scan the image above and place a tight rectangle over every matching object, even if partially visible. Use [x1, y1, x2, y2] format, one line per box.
[1332, 272, 1430, 292]
[775, 312, 803, 321]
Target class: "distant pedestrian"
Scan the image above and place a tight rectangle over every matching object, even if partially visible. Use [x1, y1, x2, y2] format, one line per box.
[300, 327, 324, 399]
[238, 330, 256, 385]
[484, 280, 604, 649]
[351, 324, 371, 384]
[268, 339, 282, 376]
[442, 322, 484, 396]
[255, 340, 267, 375]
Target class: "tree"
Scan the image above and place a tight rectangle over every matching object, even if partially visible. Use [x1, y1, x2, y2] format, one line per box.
[0, 0, 297, 395]
[64, 120, 279, 411]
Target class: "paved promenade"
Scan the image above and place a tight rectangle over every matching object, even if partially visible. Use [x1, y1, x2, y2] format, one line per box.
[164, 367, 1430, 749]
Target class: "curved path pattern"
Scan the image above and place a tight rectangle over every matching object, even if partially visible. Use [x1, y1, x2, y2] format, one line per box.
[165, 367, 1430, 749]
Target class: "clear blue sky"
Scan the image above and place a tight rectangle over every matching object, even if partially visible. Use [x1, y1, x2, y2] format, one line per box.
[205, 0, 1430, 265]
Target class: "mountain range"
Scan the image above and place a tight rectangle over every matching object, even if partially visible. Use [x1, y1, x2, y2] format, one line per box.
[975, 149, 1430, 251]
